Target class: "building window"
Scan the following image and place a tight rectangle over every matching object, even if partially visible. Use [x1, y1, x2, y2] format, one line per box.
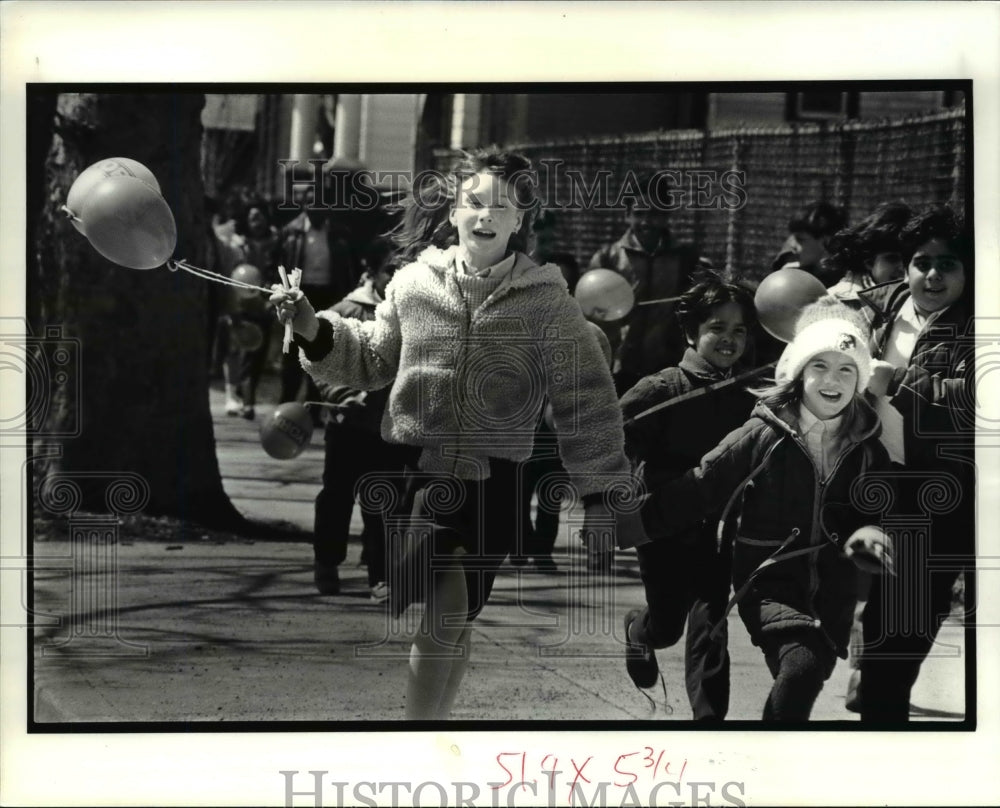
[788, 91, 858, 121]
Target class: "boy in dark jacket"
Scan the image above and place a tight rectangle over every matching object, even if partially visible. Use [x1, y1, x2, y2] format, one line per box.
[620, 278, 761, 720]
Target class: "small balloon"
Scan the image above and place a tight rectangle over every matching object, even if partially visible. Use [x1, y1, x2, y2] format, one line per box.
[586, 321, 614, 367]
[574, 268, 635, 322]
[259, 402, 314, 459]
[231, 320, 264, 352]
[231, 263, 263, 299]
[80, 175, 177, 270]
[65, 157, 160, 235]
[754, 267, 829, 342]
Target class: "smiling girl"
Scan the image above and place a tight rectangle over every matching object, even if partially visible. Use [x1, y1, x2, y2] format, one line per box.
[638, 299, 892, 721]
[271, 148, 636, 719]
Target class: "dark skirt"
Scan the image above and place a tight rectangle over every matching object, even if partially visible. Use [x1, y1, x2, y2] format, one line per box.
[388, 459, 522, 622]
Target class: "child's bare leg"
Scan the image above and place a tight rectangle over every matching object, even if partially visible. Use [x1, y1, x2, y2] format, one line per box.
[435, 625, 472, 718]
[406, 559, 469, 719]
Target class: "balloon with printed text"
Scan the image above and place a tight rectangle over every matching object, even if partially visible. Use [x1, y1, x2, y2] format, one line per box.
[259, 402, 314, 459]
[65, 157, 161, 235]
[754, 267, 829, 342]
[79, 174, 177, 270]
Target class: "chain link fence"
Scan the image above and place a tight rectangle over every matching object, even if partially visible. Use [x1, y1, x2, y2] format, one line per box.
[436, 106, 966, 285]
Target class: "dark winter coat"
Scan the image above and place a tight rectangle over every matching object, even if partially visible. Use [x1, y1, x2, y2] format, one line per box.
[640, 399, 891, 657]
[854, 279, 975, 546]
[620, 348, 759, 488]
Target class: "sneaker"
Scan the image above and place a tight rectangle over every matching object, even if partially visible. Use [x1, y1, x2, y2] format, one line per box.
[240, 405, 255, 420]
[623, 608, 659, 689]
[225, 397, 242, 416]
[370, 582, 390, 603]
[314, 561, 341, 595]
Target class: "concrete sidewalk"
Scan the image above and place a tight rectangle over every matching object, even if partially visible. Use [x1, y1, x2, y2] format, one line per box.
[31, 387, 967, 724]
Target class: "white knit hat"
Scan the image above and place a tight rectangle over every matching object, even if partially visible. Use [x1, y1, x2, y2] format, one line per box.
[776, 318, 873, 392]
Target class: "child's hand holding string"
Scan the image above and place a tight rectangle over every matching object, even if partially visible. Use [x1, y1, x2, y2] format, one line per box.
[269, 284, 320, 342]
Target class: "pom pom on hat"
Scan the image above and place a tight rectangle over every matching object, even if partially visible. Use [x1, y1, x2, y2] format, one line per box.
[776, 300, 873, 392]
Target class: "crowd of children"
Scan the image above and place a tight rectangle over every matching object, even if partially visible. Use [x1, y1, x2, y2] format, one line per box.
[261, 148, 973, 723]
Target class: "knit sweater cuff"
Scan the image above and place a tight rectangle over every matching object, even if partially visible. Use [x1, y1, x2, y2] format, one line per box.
[295, 317, 335, 361]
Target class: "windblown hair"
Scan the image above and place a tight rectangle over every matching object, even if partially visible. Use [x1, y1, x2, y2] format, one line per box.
[825, 200, 912, 281]
[387, 147, 540, 264]
[900, 205, 972, 266]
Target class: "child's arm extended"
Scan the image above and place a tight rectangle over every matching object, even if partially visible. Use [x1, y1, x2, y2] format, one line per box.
[271, 285, 400, 392]
[639, 420, 760, 541]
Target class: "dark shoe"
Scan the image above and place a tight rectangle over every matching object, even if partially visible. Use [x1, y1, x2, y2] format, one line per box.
[314, 561, 341, 595]
[623, 608, 659, 689]
[845, 669, 862, 713]
[508, 553, 528, 567]
[532, 554, 558, 573]
[240, 406, 255, 420]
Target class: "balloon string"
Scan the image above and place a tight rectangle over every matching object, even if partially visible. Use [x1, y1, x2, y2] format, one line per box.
[167, 259, 273, 294]
[636, 295, 682, 306]
[60, 205, 82, 223]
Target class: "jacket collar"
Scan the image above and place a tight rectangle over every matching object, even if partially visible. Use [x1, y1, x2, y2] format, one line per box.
[678, 347, 732, 383]
[856, 279, 972, 336]
[751, 395, 881, 445]
[418, 245, 567, 293]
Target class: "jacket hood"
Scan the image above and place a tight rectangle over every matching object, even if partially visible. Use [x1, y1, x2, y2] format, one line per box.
[416, 245, 567, 292]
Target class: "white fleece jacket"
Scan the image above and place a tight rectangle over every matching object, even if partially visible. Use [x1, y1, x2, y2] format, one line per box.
[300, 245, 630, 494]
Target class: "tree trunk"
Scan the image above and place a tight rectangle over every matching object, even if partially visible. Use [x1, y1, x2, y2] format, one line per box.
[31, 91, 243, 527]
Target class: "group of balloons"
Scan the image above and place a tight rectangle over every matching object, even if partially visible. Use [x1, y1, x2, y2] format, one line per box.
[573, 264, 826, 343]
[66, 157, 827, 461]
[64, 157, 178, 270]
[65, 157, 312, 459]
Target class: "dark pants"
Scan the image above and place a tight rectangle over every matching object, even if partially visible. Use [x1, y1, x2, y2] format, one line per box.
[760, 629, 837, 722]
[280, 285, 338, 405]
[313, 422, 413, 587]
[516, 423, 565, 559]
[390, 459, 524, 621]
[858, 472, 973, 724]
[631, 529, 733, 720]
